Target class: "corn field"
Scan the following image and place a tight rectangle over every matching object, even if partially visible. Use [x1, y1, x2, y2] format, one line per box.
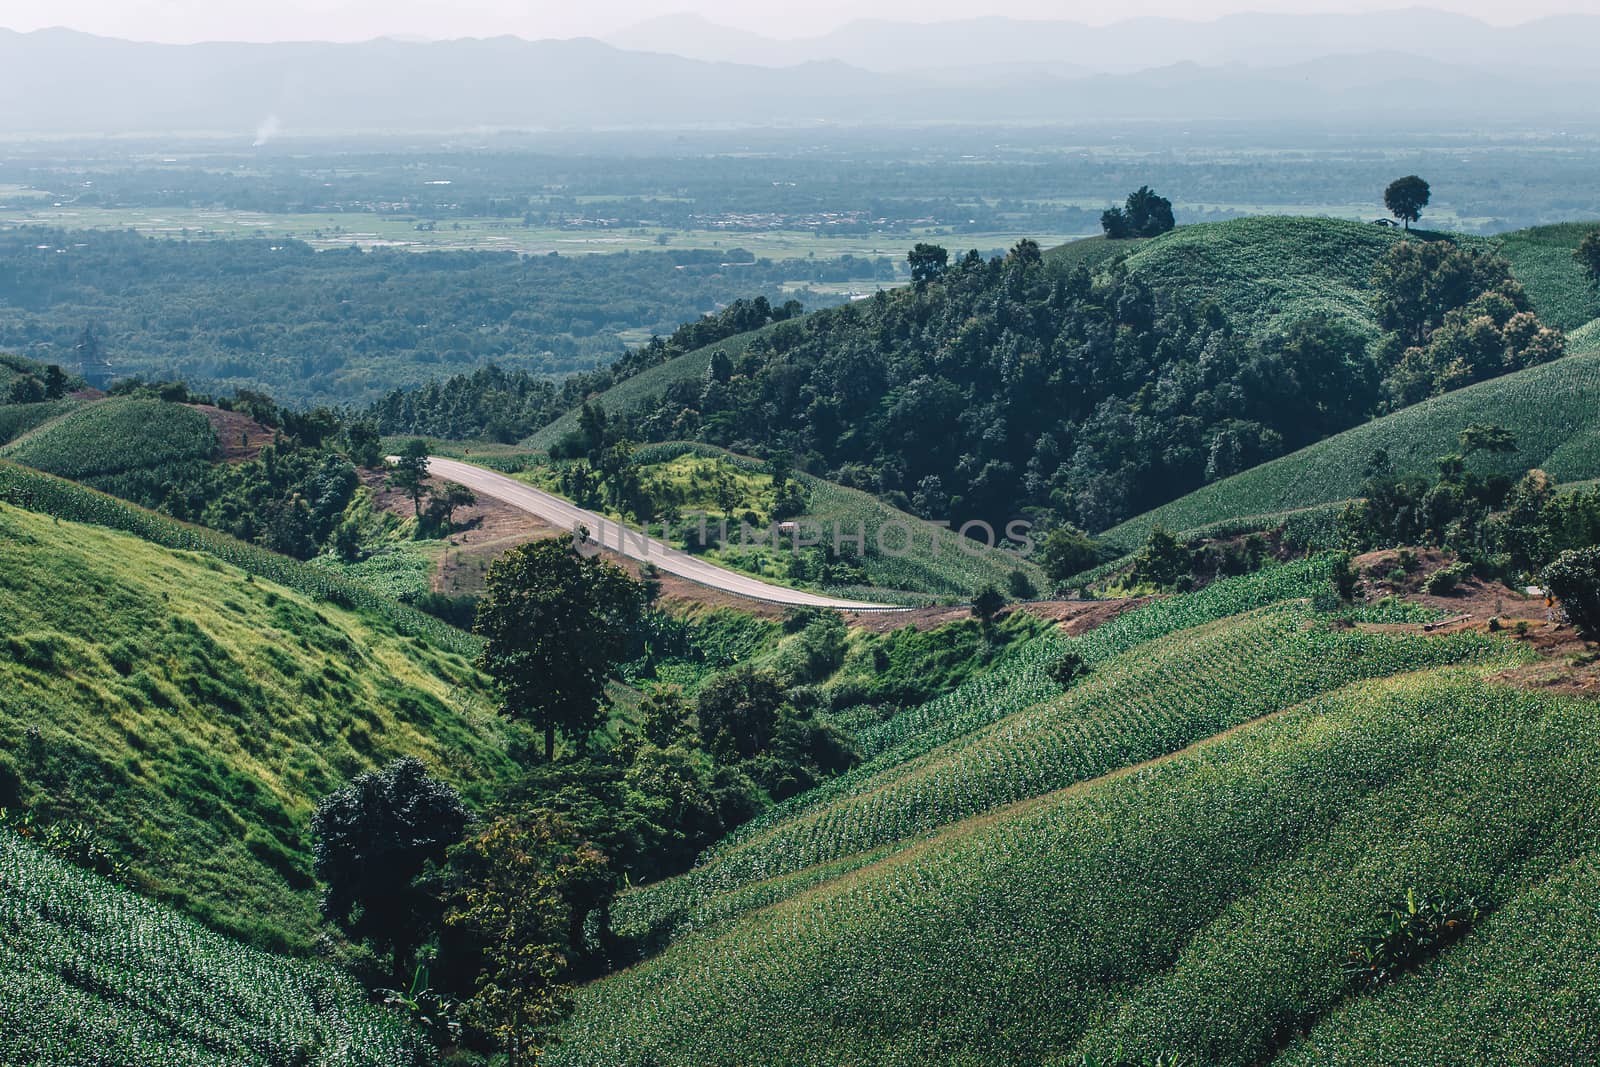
[0, 831, 433, 1067]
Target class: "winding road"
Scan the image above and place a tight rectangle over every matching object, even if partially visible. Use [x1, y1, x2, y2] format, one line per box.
[426, 457, 906, 611]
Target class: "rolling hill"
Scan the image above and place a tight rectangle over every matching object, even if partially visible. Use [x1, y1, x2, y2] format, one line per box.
[0, 498, 516, 952]
[548, 561, 1599, 1066]
[1103, 350, 1600, 550]
[0, 397, 218, 501]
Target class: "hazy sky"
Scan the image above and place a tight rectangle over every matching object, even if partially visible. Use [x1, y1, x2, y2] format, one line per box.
[3, 0, 1600, 42]
[4, 0, 1596, 42]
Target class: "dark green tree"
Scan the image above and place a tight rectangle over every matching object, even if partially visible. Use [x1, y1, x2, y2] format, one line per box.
[971, 584, 1007, 623]
[1577, 230, 1600, 288]
[1129, 527, 1191, 590]
[312, 757, 467, 985]
[476, 535, 645, 761]
[387, 439, 431, 518]
[907, 243, 949, 289]
[696, 667, 786, 762]
[1543, 547, 1600, 641]
[1040, 524, 1101, 585]
[1384, 175, 1431, 230]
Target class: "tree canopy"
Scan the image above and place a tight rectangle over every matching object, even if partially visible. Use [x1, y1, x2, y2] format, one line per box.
[475, 535, 646, 761]
[1384, 175, 1431, 230]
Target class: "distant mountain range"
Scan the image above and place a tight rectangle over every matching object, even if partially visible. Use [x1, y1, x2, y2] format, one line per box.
[2, 16, 1598, 137]
[606, 10, 1600, 76]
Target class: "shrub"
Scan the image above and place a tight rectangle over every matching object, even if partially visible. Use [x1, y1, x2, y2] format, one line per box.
[1424, 561, 1473, 596]
[1344, 889, 1481, 989]
[1543, 547, 1600, 639]
[1050, 648, 1090, 689]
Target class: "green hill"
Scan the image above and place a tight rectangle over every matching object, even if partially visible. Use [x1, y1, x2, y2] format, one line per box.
[0, 398, 84, 446]
[1117, 216, 1413, 336]
[524, 324, 784, 452]
[0, 499, 516, 952]
[605, 560, 1507, 950]
[0, 397, 218, 500]
[1, 831, 429, 1067]
[1103, 350, 1600, 550]
[550, 571, 1600, 1066]
[1496, 222, 1600, 331]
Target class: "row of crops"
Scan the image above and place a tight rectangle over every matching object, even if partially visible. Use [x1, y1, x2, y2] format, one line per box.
[0, 398, 84, 446]
[557, 672, 1600, 1066]
[609, 562, 1524, 948]
[1105, 350, 1600, 549]
[0, 831, 431, 1067]
[0, 460, 480, 657]
[0, 397, 217, 480]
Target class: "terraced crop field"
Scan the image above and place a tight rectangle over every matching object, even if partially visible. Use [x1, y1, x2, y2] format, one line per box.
[0, 460, 476, 655]
[1, 397, 215, 479]
[607, 560, 1521, 950]
[1104, 351, 1600, 549]
[555, 670, 1598, 1067]
[0, 500, 513, 951]
[0, 398, 83, 446]
[0, 832, 429, 1067]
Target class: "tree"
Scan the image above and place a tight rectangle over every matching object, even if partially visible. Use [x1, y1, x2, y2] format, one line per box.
[312, 757, 468, 984]
[1040, 524, 1101, 585]
[1543, 547, 1600, 641]
[1102, 186, 1175, 239]
[426, 481, 478, 532]
[476, 535, 645, 761]
[639, 685, 694, 748]
[907, 243, 949, 289]
[344, 418, 384, 468]
[388, 439, 431, 518]
[696, 667, 786, 762]
[42, 365, 68, 400]
[1458, 423, 1517, 456]
[971, 584, 1007, 623]
[1384, 175, 1431, 230]
[1008, 238, 1042, 266]
[444, 811, 609, 1067]
[1129, 526, 1191, 590]
[1577, 230, 1600, 288]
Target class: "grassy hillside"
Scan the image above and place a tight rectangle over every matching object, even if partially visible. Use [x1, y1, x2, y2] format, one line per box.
[605, 560, 1510, 949]
[1497, 222, 1600, 330]
[524, 324, 785, 452]
[1117, 216, 1411, 336]
[0, 397, 217, 499]
[0, 460, 476, 654]
[1, 831, 429, 1067]
[0, 500, 517, 951]
[553, 663, 1599, 1067]
[1103, 351, 1600, 549]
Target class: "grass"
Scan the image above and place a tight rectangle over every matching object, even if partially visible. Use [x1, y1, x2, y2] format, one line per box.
[1496, 222, 1600, 331]
[310, 540, 445, 602]
[0, 831, 431, 1066]
[1103, 350, 1600, 549]
[0, 460, 478, 656]
[0, 500, 517, 953]
[553, 667, 1595, 1067]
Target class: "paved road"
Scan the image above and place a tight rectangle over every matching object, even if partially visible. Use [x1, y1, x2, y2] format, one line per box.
[426, 457, 906, 611]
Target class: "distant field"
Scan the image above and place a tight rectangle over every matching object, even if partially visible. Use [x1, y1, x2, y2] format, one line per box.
[1, 205, 1087, 261]
[1104, 351, 1600, 549]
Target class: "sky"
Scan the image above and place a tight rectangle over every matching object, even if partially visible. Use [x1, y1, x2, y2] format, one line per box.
[4, 0, 1598, 43]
